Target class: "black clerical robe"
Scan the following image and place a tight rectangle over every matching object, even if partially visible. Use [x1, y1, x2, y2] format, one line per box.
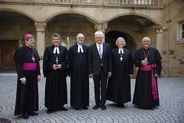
[43, 45, 68, 110]
[106, 48, 133, 104]
[68, 44, 89, 109]
[14, 46, 40, 115]
[133, 47, 162, 109]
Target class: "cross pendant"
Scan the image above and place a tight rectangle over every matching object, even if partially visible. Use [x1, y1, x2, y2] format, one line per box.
[120, 57, 123, 61]
[56, 58, 59, 64]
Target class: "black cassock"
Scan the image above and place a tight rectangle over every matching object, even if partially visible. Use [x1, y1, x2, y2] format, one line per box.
[106, 48, 133, 104]
[43, 45, 68, 110]
[14, 46, 40, 115]
[68, 44, 89, 109]
[133, 47, 162, 109]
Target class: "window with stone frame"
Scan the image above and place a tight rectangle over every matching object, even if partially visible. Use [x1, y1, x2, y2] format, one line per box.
[180, 23, 184, 39]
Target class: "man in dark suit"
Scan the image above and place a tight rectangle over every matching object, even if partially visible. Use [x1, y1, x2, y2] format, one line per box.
[89, 31, 112, 110]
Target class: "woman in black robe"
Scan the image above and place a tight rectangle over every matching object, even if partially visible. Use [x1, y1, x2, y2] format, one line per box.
[43, 33, 68, 114]
[106, 37, 133, 107]
[68, 33, 89, 110]
[14, 34, 41, 119]
[133, 37, 162, 109]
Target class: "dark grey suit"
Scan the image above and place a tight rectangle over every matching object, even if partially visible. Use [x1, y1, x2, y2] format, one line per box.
[89, 43, 112, 106]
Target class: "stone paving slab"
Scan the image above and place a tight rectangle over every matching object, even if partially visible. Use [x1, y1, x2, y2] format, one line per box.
[0, 75, 184, 123]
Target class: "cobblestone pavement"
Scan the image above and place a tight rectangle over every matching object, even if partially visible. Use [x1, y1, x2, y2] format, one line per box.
[0, 74, 184, 123]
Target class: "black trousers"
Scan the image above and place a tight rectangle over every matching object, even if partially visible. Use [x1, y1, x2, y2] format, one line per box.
[93, 69, 108, 106]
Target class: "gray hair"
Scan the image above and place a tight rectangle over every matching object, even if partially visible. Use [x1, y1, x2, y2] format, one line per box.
[51, 33, 61, 40]
[95, 31, 104, 38]
[142, 37, 151, 42]
[115, 37, 126, 46]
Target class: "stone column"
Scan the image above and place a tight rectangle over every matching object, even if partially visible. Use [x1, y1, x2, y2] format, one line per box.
[154, 26, 163, 53]
[35, 22, 47, 58]
[154, 25, 167, 76]
[35, 22, 47, 70]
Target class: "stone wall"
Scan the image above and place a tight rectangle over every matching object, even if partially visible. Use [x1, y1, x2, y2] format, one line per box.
[162, 0, 184, 77]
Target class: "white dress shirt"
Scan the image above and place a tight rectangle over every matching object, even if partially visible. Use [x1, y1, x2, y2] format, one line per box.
[96, 43, 103, 58]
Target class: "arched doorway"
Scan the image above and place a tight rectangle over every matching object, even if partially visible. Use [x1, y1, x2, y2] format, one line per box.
[105, 31, 136, 54]
[106, 15, 157, 55]
[46, 13, 96, 48]
[0, 11, 35, 71]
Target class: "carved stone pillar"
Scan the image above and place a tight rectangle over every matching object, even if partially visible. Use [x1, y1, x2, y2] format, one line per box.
[153, 25, 163, 53]
[35, 22, 47, 58]
[95, 23, 108, 33]
[35, 22, 47, 70]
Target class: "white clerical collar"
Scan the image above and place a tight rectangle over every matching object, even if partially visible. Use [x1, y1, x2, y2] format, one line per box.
[118, 48, 124, 54]
[77, 44, 84, 53]
[25, 44, 32, 48]
[53, 47, 60, 54]
[77, 44, 82, 47]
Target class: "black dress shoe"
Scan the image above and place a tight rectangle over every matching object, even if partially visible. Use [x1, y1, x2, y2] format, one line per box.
[46, 109, 53, 114]
[101, 105, 107, 110]
[138, 106, 154, 110]
[83, 106, 88, 110]
[93, 105, 100, 110]
[74, 107, 80, 110]
[21, 113, 29, 119]
[28, 111, 38, 116]
[60, 106, 68, 111]
[117, 103, 124, 108]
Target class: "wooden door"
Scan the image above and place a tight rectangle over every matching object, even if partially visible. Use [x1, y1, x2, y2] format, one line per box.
[0, 40, 19, 70]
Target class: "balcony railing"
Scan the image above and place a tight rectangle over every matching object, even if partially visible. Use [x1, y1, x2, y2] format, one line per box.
[0, 0, 163, 9]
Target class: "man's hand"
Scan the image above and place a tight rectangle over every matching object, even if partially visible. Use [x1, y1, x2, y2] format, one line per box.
[129, 74, 135, 79]
[20, 77, 26, 85]
[56, 64, 62, 69]
[89, 74, 93, 78]
[108, 72, 112, 78]
[37, 75, 41, 82]
[53, 64, 58, 70]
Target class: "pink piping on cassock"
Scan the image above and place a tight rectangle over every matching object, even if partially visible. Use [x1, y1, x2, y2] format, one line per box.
[139, 64, 158, 100]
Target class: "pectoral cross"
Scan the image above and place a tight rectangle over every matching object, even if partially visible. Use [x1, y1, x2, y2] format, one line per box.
[120, 51, 123, 61]
[144, 57, 148, 65]
[56, 57, 59, 64]
[120, 57, 123, 61]
[32, 57, 35, 62]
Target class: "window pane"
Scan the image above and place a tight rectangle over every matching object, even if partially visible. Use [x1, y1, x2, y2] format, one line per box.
[180, 23, 184, 39]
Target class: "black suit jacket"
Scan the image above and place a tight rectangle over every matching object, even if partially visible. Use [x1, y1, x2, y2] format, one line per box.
[88, 43, 112, 75]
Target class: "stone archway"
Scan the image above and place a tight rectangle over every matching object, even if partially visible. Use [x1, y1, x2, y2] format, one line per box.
[46, 13, 96, 48]
[106, 15, 157, 55]
[0, 11, 35, 70]
[105, 31, 136, 54]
